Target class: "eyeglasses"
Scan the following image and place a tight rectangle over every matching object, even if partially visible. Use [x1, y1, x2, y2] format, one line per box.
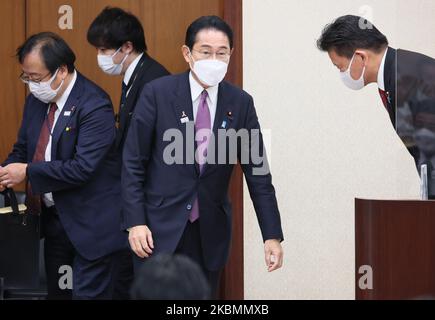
[191, 49, 231, 61]
[19, 71, 52, 84]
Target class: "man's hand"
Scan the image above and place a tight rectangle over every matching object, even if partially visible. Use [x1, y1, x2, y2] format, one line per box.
[128, 225, 154, 258]
[0, 167, 5, 192]
[0, 163, 27, 188]
[0, 168, 5, 192]
[264, 239, 283, 272]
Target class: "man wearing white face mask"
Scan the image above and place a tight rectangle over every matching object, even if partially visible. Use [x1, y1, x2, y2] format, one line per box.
[317, 15, 435, 198]
[87, 7, 169, 153]
[0, 32, 127, 299]
[122, 16, 284, 298]
[87, 7, 169, 300]
[317, 15, 397, 125]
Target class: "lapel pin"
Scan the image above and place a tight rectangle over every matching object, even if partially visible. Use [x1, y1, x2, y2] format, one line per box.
[64, 111, 71, 116]
[180, 111, 189, 124]
[227, 111, 233, 120]
[65, 127, 71, 132]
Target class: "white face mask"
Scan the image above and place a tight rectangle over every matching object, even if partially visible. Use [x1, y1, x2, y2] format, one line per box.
[189, 51, 228, 87]
[28, 69, 64, 104]
[97, 47, 129, 75]
[340, 53, 366, 90]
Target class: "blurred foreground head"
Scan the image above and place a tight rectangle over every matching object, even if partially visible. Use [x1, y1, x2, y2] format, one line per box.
[130, 254, 211, 300]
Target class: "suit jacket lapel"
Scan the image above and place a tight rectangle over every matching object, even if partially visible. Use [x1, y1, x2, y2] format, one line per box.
[201, 81, 230, 176]
[51, 74, 82, 159]
[28, 101, 49, 162]
[171, 71, 198, 175]
[384, 47, 397, 125]
[117, 54, 154, 145]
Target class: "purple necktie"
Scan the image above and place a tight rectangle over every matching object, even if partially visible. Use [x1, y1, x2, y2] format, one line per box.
[189, 90, 211, 223]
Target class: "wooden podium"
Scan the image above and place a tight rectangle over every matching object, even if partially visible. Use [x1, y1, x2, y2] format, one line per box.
[355, 199, 435, 300]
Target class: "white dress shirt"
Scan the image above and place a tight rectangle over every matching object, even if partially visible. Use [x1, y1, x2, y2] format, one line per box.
[377, 47, 389, 91]
[43, 70, 77, 207]
[189, 72, 218, 128]
[123, 53, 143, 97]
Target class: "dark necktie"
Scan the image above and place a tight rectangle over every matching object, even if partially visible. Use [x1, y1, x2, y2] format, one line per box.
[116, 82, 128, 125]
[25, 103, 58, 215]
[189, 90, 211, 223]
[120, 82, 128, 109]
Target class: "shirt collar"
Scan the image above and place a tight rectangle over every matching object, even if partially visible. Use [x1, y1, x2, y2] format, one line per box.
[124, 53, 144, 86]
[189, 71, 218, 105]
[55, 70, 77, 112]
[377, 47, 389, 91]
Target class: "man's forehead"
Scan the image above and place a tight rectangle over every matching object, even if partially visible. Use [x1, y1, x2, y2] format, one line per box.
[194, 29, 230, 48]
[21, 50, 47, 74]
[22, 49, 43, 63]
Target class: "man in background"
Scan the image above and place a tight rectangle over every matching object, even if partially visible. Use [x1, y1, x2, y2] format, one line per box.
[87, 7, 170, 299]
[87, 7, 170, 151]
[317, 15, 435, 197]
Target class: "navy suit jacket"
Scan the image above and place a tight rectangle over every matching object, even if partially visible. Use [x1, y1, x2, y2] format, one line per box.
[115, 53, 170, 151]
[122, 71, 283, 271]
[3, 72, 126, 260]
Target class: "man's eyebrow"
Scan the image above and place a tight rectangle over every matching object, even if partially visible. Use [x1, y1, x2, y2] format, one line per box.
[23, 71, 42, 76]
[198, 44, 229, 50]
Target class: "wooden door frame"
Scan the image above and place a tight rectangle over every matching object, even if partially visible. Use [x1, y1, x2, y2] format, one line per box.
[219, 0, 244, 300]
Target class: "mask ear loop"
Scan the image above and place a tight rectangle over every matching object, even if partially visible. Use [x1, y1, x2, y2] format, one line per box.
[120, 47, 130, 65]
[344, 53, 357, 74]
[50, 68, 65, 91]
[344, 53, 365, 80]
[353, 53, 366, 81]
[110, 47, 129, 68]
[111, 47, 122, 58]
[187, 48, 196, 68]
[33, 68, 59, 87]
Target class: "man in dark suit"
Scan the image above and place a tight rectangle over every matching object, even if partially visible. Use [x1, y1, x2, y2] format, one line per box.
[87, 7, 170, 152]
[122, 16, 284, 298]
[87, 7, 170, 299]
[317, 15, 435, 197]
[317, 15, 397, 125]
[0, 32, 126, 299]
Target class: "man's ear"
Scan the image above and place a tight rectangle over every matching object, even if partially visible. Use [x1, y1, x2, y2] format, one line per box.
[59, 65, 69, 79]
[355, 50, 369, 65]
[121, 41, 134, 54]
[181, 45, 191, 64]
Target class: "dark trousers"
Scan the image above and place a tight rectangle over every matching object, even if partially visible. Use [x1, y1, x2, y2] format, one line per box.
[133, 220, 221, 299]
[42, 206, 121, 300]
[112, 248, 134, 300]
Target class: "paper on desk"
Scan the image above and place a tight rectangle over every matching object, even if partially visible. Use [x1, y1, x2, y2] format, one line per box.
[0, 204, 27, 214]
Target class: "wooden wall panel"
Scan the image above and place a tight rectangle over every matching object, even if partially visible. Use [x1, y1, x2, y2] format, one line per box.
[0, 0, 26, 173]
[25, 0, 223, 111]
[219, 0, 244, 300]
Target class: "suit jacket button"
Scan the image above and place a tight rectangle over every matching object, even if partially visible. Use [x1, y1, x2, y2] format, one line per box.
[187, 204, 192, 210]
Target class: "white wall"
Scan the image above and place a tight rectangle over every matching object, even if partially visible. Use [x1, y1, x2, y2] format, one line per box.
[243, 0, 435, 300]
